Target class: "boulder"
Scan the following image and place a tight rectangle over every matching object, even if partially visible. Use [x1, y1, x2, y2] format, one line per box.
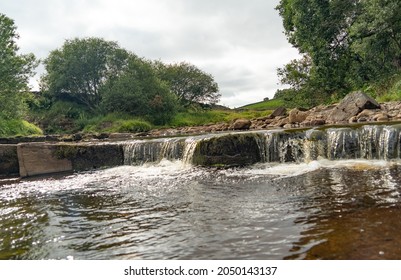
[231, 119, 252, 130]
[269, 107, 287, 118]
[327, 91, 380, 123]
[289, 108, 310, 124]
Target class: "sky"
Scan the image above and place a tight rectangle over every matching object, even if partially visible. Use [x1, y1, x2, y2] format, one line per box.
[1, 0, 299, 108]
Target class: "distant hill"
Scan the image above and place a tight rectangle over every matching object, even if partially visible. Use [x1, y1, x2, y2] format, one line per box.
[238, 98, 285, 110]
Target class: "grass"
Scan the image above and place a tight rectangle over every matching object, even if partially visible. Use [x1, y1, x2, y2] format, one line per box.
[81, 113, 153, 133]
[169, 109, 273, 127]
[239, 98, 286, 110]
[375, 76, 401, 102]
[0, 119, 43, 138]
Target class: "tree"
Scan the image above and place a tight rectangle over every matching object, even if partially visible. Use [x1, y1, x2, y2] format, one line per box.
[277, 0, 360, 99]
[350, 0, 401, 83]
[155, 62, 220, 107]
[101, 57, 177, 125]
[0, 14, 37, 119]
[276, 0, 401, 104]
[41, 37, 129, 111]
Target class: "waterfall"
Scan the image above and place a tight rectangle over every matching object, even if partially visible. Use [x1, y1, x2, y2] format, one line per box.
[262, 124, 401, 163]
[123, 137, 186, 165]
[122, 123, 401, 166]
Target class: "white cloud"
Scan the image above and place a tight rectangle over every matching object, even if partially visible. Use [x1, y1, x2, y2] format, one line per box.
[1, 0, 299, 107]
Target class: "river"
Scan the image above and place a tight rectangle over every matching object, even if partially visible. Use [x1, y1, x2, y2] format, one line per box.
[1, 157, 401, 259]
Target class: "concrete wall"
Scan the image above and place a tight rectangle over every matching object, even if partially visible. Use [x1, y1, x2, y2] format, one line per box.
[0, 142, 124, 178]
[17, 143, 73, 178]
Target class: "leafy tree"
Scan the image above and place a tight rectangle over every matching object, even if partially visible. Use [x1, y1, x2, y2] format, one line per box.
[0, 14, 37, 119]
[276, 0, 401, 104]
[41, 37, 130, 111]
[101, 57, 177, 125]
[277, 0, 359, 100]
[155, 62, 220, 107]
[350, 0, 401, 83]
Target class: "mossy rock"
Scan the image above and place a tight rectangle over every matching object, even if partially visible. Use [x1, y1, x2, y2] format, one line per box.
[192, 133, 263, 167]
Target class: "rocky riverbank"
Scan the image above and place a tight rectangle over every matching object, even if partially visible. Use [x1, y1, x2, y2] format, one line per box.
[1, 91, 401, 144]
[147, 91, 401, 137]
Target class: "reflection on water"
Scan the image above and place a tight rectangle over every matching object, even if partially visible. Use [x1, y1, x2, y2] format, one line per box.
[1, 160, 401, 259]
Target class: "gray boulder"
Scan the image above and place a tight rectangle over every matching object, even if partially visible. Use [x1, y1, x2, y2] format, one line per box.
[327, 91, 380, 123]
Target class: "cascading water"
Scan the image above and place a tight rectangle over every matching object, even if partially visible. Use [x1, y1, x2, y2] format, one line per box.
[122, 123, 401, 166]
[123, 137, 186, 165]
[4, 123, 401, 260]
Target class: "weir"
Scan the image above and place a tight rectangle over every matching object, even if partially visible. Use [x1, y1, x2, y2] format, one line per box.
[122, 123, 401, 166]
[3, 123, 401, 178]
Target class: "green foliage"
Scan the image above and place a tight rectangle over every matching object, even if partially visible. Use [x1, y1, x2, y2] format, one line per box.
[81, 113, 152, 133]
[369, 74, 401, 102]
[154, 61, 220, 106]
[31, 100, 90, 134]
[41, 37, 130, 111]
[0, 119, 42, 137]
[276, 0, 401, 105]
[101, 57, 178, 125]
[0, 13, 38, 119]
[169, 109, 272, 127]
[350, 0, 401, 83]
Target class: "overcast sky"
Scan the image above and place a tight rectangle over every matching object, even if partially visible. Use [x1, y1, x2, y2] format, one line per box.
[1, 0, 299, 108]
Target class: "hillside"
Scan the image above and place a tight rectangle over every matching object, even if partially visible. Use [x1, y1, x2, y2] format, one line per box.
[238, 98, 286, 111]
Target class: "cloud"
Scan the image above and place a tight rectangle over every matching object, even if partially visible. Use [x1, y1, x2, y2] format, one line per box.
[1, 0, 299, 107]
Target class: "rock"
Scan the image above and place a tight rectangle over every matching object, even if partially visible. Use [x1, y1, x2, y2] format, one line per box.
[283, 124, 297, 129]
[327, 91, 380, 123]
[192, 133, 263, 167]
[357, 109, 378, 119]
[271, 117, 289, 127]
[289, 108, 310, 124]
[349, 116, 358, 123]
[232, 119, 252, 130]
[309, 119, 326, 126]
[373, 113, 389, 122]
[269, 107, 287, 118]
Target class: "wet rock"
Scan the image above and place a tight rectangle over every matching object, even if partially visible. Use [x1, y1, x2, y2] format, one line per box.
[192, 133, 263, 167]
[327, 91, 380, 123]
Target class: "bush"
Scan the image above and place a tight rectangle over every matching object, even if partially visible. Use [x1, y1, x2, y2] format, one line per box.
[0, 119, 43, 137]
[31, 100, 91, 134]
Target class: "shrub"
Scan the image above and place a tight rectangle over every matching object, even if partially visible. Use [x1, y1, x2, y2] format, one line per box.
[0, 119, 43, 137]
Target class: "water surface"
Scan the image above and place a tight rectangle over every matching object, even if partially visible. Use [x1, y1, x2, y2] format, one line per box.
[1, 159, 401, 259]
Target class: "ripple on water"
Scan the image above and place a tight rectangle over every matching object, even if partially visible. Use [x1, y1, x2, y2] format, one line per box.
[1, 159, 401, 259]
